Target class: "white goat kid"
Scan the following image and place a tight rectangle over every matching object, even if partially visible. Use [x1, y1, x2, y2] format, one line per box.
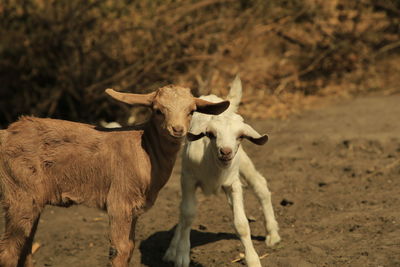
[163, 77, 281, 267]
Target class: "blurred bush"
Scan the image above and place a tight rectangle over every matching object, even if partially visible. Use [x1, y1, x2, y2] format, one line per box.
[0, 0, 399, 126]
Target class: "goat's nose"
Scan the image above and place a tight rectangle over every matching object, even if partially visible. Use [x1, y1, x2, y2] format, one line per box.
[172, 125, 184, 135]
[220, 147, 232, 156]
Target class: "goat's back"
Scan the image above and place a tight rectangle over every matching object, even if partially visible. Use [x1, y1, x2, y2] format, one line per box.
[0, 116, 149, 208]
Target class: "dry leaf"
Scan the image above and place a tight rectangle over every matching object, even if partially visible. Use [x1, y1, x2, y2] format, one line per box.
[231, 252, 269, 263]
[32, 242, 41, 254]
[259, 253, 269, 259]
[231, 253, 245, 263]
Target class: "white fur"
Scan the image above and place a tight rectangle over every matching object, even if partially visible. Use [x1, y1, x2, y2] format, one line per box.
[164, 76, 281, 267]
[100, 120, 122, 128]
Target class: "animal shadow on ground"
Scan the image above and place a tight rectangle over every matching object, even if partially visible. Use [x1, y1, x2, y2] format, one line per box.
[139, 225, 265, 267]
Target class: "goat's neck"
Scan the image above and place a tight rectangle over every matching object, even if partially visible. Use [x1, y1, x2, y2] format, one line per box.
[143, 119, 182, 162]
[142, 118, 182, 196]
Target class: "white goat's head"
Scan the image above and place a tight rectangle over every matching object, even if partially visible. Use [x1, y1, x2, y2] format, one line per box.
[105, 85, 230, 139]
[187, 113, 268, 166]
[187, 76, 268, 166]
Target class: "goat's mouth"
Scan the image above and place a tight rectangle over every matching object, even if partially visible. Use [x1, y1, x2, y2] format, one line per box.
[166, 127, 187, 140]
[171, 134, 184, 139]
[168, 132, 186, 139]
[218, 156, 233, 165]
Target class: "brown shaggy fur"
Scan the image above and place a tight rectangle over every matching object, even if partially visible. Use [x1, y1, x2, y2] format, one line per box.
[0, 86, 229, 267]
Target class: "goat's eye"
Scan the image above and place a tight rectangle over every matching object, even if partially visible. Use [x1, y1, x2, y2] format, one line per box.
[206, 132, 215, 139]
[237, 135, 245, 140]
[155, 109, 163, 115]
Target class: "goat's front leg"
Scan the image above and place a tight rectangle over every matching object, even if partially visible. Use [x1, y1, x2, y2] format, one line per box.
[163, 222, 182, 262]
[164, 176, 197, 267]
[223, 180, 262, 267]
[108, 210, 138, 267]
[239, 149, 281, 247]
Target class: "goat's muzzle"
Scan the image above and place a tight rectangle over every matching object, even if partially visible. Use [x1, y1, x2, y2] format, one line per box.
[218, 147, 233, 165]
[168, 125, 186, 139]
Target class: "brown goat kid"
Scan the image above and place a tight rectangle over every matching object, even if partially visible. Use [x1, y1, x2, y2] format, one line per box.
[0, 86, 229, 267]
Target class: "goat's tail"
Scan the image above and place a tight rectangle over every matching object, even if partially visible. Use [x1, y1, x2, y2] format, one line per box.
[0, 130, 5, 197]
[0, 129, 5, 144]
[0, 130, 4, 147]
[227, 75, 242, 112]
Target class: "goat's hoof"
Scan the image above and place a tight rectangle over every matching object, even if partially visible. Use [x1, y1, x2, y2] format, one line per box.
[266, 231, 281, 247]
[162, 248, 176, 262]
[174, 253, 190, 267]
[246, 256, 262, 267]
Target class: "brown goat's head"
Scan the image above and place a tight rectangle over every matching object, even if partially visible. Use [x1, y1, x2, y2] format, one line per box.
[105, 86, 229, 139]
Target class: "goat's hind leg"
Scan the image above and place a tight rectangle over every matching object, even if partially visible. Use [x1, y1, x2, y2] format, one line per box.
[0, 196, 42, 267]
[239, 149, 280, 247]
[22, 215, 40, 267]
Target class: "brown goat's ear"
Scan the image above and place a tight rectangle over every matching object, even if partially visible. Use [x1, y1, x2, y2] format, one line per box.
[241, 124, 269, 145]
[187, 132, 206, 142]
[195, 99, 230, 115]
[105, 89, 156, 106]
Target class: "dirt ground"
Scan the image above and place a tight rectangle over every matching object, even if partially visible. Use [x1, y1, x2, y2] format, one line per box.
[1, 94, 400, 267]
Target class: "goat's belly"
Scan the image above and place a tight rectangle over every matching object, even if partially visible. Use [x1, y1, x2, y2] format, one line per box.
[61, 192, 107, 209]
[198, 181, 222, 196]
[192, 170, 228, 196]
[47, 183, 109, 210]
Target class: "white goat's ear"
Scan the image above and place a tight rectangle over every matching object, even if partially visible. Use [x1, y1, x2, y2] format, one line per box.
[241, 124, 268, 145]
[227, 75, 242, 112]
[195, 98, 230, 115]
[105, 89, 156, 106]
[187, 132, 206, 141]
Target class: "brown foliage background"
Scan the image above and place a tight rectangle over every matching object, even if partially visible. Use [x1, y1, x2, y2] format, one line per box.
[0, 0, 399, 127]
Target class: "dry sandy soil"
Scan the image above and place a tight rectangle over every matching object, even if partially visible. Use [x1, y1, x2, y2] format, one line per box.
[1, 94, 400, 267]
